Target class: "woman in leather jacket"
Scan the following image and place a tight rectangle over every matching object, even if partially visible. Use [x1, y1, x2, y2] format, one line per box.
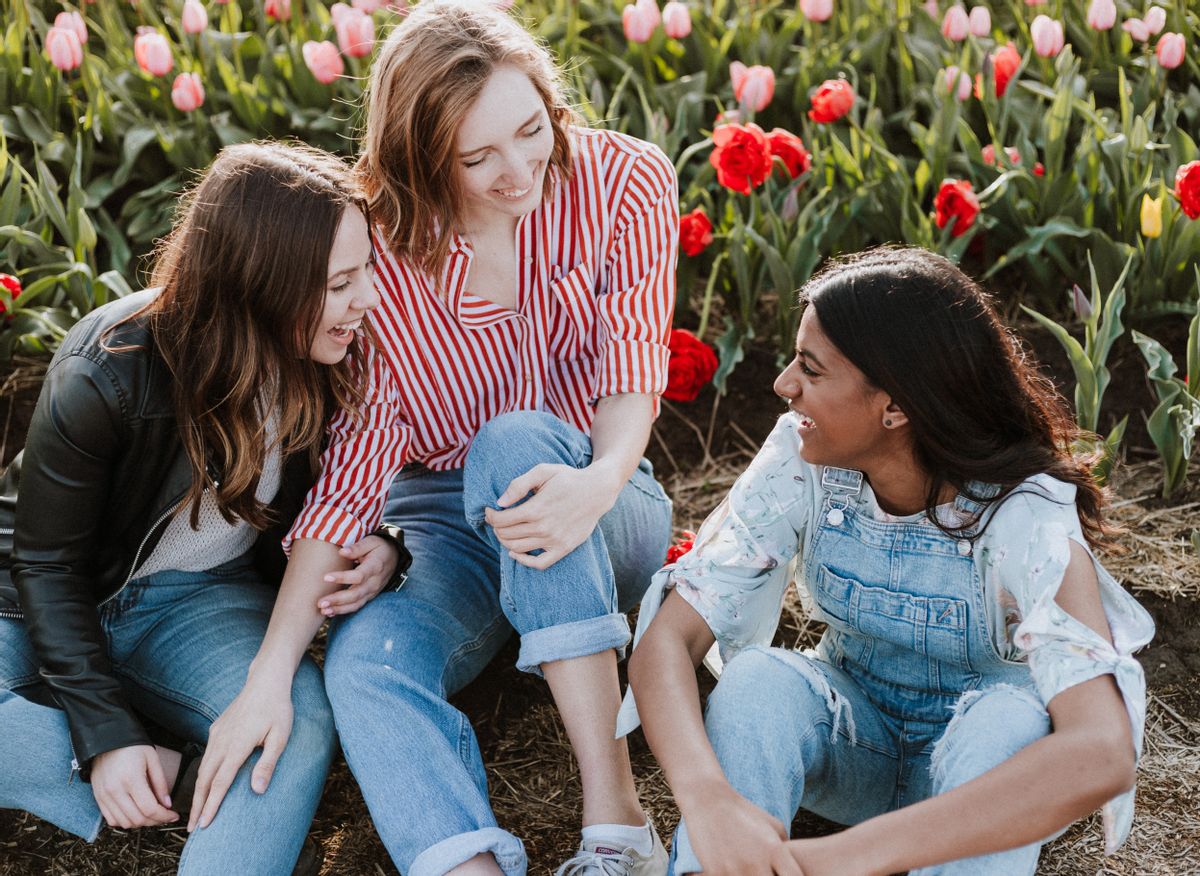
[0, 141, 406, 875]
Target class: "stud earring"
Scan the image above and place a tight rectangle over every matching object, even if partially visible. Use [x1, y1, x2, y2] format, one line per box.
[884, 419, 893, 427]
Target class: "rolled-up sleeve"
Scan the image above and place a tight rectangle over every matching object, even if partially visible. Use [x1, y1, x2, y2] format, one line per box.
[594, 143, 678, 408]
[286, 343, 408, 549]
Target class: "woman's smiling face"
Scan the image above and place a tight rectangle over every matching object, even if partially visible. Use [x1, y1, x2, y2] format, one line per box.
[774, 306, 895, 470]
[454, 64, 555, 229]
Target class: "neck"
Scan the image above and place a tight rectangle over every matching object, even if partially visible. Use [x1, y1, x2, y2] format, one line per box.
[458, 210, 519, 242]
[861, 443, 952, 517]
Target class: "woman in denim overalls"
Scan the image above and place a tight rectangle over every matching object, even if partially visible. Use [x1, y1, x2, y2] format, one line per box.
[621, 247, 1154, 875]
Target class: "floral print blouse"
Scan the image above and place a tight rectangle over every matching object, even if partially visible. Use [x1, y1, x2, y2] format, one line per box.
[619, 413, 1155, 854]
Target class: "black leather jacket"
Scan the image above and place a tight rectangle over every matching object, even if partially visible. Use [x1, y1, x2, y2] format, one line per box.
[0, 290, 319, 772]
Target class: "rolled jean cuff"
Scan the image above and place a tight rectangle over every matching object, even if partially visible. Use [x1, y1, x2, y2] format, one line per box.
[669, 820, 703, 875]
[516, 612, 631, 677]
[409, 827, 527, 876]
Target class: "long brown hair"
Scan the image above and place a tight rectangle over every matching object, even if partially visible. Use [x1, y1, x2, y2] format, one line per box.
[801, 246, 1119, 551]
[137, 141, 370, 529]
[356, 0, 578, 281]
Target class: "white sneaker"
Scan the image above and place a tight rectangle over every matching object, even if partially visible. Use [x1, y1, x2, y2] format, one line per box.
[555, 822, 668, 876]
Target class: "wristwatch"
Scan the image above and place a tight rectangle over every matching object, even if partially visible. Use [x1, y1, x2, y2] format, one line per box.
[370, 522, 412, 591]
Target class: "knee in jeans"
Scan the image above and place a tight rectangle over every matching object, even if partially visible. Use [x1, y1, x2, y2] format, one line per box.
[931, 684, 1049, 789]
[464, 412, 583, 505]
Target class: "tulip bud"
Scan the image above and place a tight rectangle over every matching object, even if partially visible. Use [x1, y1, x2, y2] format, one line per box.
[1070, 284, 1093, 320]
[352, 0, 384, 10]
[264, 0, 291, 21]
[171, 71, 205, 111]
[1086, 0, 1116, 30]
[45, 26, 84, 71]
[134, 30, 174, 76]
[302, 39, 344, 84]
[730, 62, 776, 113]
[1030, 15, 1065, 57]
[662, 2, 691, 38]
[636, 0, 661, 29]
[1144, 6, 1166, 35]
[1122, 18, 1150, 42]
[800, 0, 834, 22]
[333, 3, 374, 57]
[1140, 193, 1163, 238]
[182, 0, 208, 34]
[1155, 32, 1186, 69]
[621, 2, 656, 43]
[53, 11, 88, 44]
[942, 66, 972, 101]
[941, 5, 969, 41]
[967, 6, 990, 37]
[0, 273, 22, 318]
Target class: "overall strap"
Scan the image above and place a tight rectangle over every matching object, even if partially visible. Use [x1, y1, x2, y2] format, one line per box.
[819, 466, 863, 527]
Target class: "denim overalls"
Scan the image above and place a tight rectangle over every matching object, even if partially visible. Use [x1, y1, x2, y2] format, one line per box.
[672, 467, 1053, 876]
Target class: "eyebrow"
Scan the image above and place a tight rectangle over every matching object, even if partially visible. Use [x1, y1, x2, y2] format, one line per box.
[327, 247, 374, 283]
[458, 110, 543, 158]
[796, 347, 826, 370]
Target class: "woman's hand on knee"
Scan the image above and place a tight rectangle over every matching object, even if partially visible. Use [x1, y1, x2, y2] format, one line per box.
[486, 463, 613, 570]
[188, 684, 293, 832]
[317, 535, 398, 616]
[91, 744, 178, 829]
[684, 782, 791, 876]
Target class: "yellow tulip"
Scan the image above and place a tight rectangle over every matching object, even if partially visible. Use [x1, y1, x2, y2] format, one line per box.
[1141, 193, 1163, 239]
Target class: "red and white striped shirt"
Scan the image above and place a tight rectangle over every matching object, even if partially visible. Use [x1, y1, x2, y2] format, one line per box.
[287, 127, 679, 547]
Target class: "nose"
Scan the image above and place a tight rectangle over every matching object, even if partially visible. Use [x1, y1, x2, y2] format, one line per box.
[774, 362, 799, 401]
[353, 279, 380, 313]
[499, 147, 535, 187]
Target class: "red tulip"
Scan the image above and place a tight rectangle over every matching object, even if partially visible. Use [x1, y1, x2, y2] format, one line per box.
[934, 179, 980, 237]
[730, 62, 775, 113]
[765, 128, 811, 179]
[664, 530, 696, 564]
[45, 27, 83, 71]
[1175, 161, 1200, 220]
[303, 39, 344, 84]
[807, 79, 855, 123]
[134, 30, 173, 76]
[709, 123, 773, 195]
[171, 72, 205, 111]
[0, 273, 22, 317]
[679, 208, 714, 257]
[975, 42, 1019, 98]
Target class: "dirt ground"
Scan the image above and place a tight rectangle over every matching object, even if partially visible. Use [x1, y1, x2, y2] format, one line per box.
[2, 324, 1199, 874]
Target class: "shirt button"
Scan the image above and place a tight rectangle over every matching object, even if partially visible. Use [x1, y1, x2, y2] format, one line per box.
[957, 540, 972, 556]
[524, 374, 532, 383]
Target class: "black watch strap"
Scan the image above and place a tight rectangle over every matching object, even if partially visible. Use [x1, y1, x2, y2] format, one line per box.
[370, 523, 412, 591]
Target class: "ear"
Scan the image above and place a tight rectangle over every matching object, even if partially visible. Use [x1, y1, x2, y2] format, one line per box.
[881, 398, 908, 430]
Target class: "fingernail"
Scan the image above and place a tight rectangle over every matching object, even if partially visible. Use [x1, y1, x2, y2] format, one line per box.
[318, 601, 329, 609]
[323, 575, 335, 583]
[163, 795, 172, 808]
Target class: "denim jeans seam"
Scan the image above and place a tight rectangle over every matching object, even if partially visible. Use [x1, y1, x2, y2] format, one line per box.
[443, 613, 510, 691]
[2, 672, 43, 692]
[112, 666, 222, 724]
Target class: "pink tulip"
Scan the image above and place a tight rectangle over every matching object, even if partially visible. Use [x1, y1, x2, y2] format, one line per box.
[967, 6, 990, 37]
[45, 27, 83, 72]
[942, 65, 972, 101]
[1024, 0, 1046, 5]
[181, 0, 208, 34]
[941, 5, 969, 41]
[636, 0, 661, 28]
[351, 0, 384, 11]
[621, 2, 656, 43]
[662, 1, 691, 38]
[1030, 15, 1064, 57]
[1086, 0, 1116, 30]
[264, 0, 291, 21]
[134, 30, 174, 76]
[730, 61, 775, 112]
[302, 39, 344, 83]
[1144, 6, 1166, 35]
[800, 0, 834, 22]
[53, 11, 87, 45]
[332, 3, 374, 57]
[1156, 32, 1186, 69]
[171, 72, 205, 111]
[924, 0, 939, 18]
[1122, 18, 1150, 42]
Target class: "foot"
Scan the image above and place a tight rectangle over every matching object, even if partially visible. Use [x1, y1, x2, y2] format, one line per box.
[555, 822, 667, 876]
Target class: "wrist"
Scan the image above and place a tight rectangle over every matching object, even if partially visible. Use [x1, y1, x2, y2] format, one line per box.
[673, 770, 735, 815]
[582, 458, 629, 507]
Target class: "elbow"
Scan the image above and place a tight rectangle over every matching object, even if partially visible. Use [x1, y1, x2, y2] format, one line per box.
[1078, 731, 1137, 804]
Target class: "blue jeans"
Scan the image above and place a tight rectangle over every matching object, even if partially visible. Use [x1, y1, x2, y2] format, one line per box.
[0, 555, 336, 875]
[324, 411, 673, 876]
[669, 648, 1051, 875]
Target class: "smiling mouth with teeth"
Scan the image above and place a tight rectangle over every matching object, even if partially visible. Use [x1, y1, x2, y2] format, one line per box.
[329, 320, 361, 339]
[496, 185, 532, 200]
[797, 415, 816, 430]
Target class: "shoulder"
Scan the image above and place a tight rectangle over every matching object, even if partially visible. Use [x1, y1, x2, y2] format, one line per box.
[568, 128, 677, 204]
[986, 474, 1082, 541]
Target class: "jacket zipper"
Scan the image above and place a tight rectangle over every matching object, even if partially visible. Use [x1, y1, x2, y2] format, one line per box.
[0, 528, 19, 619]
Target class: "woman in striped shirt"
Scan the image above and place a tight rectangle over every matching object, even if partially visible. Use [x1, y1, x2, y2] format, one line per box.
[298, 3, 679, 875]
